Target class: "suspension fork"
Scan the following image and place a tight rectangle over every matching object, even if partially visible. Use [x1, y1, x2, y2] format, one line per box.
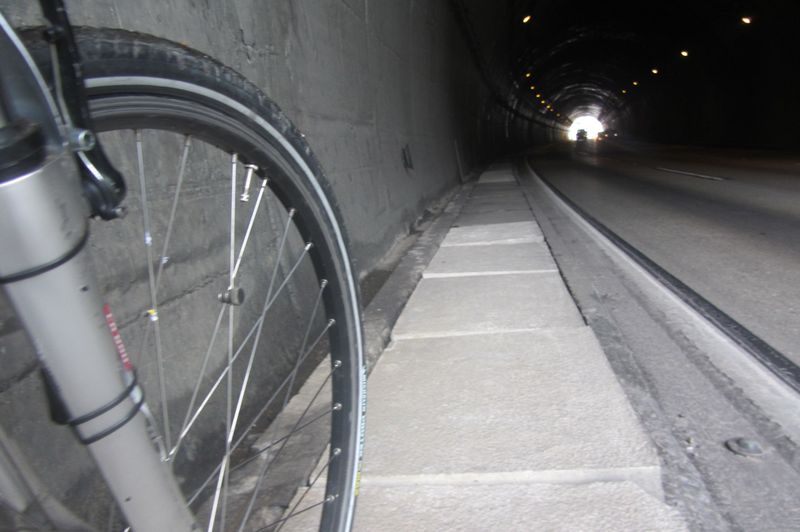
[0, 9, 195, 532]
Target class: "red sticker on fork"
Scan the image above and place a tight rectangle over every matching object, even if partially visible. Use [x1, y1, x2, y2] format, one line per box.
[103, 303, 134, 372]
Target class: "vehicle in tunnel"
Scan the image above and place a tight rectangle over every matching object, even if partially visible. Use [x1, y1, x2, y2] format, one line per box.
[598, 129, 619, 140]
[568, 115, 603, 141]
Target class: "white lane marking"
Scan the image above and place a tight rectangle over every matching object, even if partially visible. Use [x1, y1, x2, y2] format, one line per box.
[360, 466, 662, 488]
[442, 237, 544, 247]
[655, 166, 727, 181]
[392, 325, 582, 341]
[423, 269, 558, 279]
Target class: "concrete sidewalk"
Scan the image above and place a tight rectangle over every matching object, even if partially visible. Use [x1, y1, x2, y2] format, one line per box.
[354, 164, 687, 530]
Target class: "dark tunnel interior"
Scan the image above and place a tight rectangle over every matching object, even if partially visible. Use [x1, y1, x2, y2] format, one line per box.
[467, 0, 800, 156]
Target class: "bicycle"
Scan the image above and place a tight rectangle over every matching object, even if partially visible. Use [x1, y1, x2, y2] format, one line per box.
[0, 1, 365, 530]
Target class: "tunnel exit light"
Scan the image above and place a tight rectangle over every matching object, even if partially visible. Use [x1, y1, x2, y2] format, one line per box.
[522, 15, 532, 24]
[568, 116, 604, 140]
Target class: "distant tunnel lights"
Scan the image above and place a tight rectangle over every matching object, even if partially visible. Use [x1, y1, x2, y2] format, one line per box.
[522, 15, 532, 24]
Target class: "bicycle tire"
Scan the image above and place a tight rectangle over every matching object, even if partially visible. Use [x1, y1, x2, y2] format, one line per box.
[21, 27, 365, 532]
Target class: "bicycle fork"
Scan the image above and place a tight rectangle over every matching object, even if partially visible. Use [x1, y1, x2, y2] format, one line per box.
[0, 148, 197, 531]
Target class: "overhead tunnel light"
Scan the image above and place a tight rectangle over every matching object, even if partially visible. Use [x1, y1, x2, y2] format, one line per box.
[632, 81, 639, 86]
[680, 50, 689, 57]
[525, 72, 532, 78]
[535, 93, 541, 98]
[651, 68, 659, 75]
[622, 89, 627, 94]
[741, 16, 752, 24]
[522, 15, 532, 24]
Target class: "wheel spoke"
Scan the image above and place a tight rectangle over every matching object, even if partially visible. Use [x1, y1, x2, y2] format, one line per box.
[169, 306, 227, 460]
[273, 448, 340, 532]
[258, 497, 333, 532]
[136, 130, 172, 452]
[232, 169, 268, 282]
[186, 314, 335, 506]
[171, 167, 268, 462]
[211, 201, 309, 527]
[237, 360, 341, 530]
[221, 153, 240, 530]
[207, 153, 240, 531]
[278, 279, 327, 415]
[154, 135, 191, 291]
[133, 136, 190, 462]
[233, 402, 336, 476]
[63, 54, 363, 529]
[129, 131, 350, 530]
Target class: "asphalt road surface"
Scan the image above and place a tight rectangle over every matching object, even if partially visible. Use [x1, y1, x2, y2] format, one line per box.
[527, 141, 800, 367]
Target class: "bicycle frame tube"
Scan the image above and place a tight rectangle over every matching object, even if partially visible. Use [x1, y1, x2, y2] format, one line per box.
[0, 12, 195, 531]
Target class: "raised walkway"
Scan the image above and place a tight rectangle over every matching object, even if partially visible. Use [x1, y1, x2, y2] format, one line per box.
[353, 163, 686, 530]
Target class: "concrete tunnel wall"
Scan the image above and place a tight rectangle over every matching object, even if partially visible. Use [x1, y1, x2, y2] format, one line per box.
[3, 0, 498, 276]
[0, 0, 509, 519]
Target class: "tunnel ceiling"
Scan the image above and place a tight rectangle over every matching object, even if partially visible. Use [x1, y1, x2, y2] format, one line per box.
[508, 0, 771, 128]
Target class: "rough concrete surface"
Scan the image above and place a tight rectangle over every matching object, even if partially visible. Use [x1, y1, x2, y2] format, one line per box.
[459, 197, 532, 214]
[283, 481, 687, 532]
[441, 221, 544, 247]
[455, 209, 535, 226]
[425, 242, 557, 276]
[364, 330, 660, 476]
[353, 481, 685, 532]
[478, 169, 516, 184]
[358, 168, 685, 530]
[391, 273, 584, 339]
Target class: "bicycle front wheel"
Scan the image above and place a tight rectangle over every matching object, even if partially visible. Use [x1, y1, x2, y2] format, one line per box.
[27, 28, 365, 531]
